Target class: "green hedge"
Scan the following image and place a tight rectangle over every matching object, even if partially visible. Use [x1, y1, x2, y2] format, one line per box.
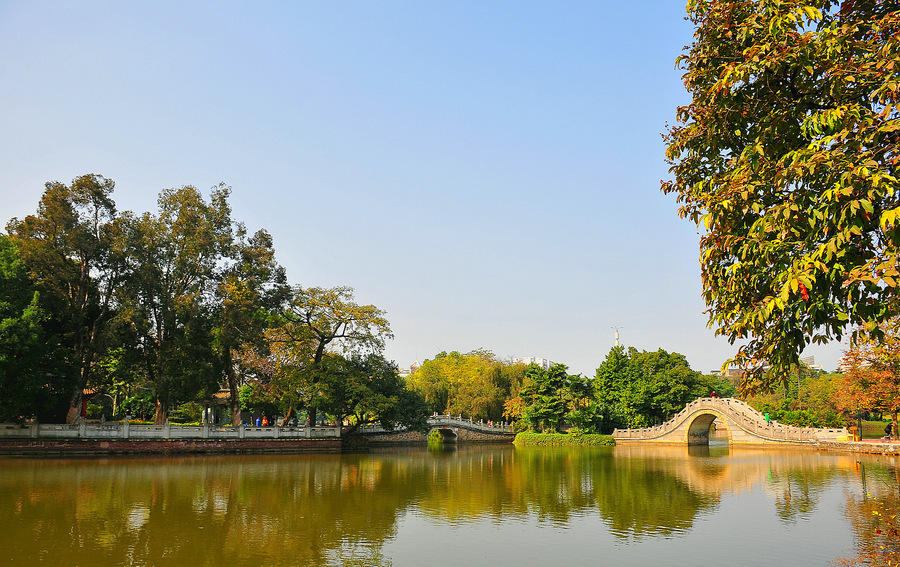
[513, 432, 615, 446]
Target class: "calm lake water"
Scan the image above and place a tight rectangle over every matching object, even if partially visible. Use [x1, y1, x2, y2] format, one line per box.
[2, 439, 898, 566]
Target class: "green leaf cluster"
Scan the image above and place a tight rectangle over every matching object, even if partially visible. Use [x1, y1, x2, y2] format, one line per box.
[0, 235, 71, 421]
[663, 0, 900, 392]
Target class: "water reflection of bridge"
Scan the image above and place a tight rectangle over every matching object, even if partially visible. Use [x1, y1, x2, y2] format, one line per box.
[613, 397, 848, 445]
[612, 443, 857, 498]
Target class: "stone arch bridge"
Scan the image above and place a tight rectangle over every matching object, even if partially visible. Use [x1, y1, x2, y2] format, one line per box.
[613, 397, 848, 445]
[356, 415, 515, 444]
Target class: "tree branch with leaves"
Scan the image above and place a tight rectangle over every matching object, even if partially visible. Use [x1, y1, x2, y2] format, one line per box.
[275, 286, 392, 425]
[662, 0, 900, 393]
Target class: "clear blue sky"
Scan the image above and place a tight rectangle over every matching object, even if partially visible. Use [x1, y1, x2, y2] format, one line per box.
[0, 1, 846, 375]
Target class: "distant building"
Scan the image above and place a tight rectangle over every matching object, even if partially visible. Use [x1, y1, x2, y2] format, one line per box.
[710, 367, 746, 387]
[800, 356, 823, 372]
[513, 357, 556, 370]
[398, 362, 420, 378]
[710, 355, 823, 386]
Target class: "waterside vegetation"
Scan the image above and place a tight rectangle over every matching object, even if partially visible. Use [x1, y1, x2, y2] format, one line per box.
[3, 175, 899, 445]
[513, 432, 615, 447]
[0, 176, 428, 432]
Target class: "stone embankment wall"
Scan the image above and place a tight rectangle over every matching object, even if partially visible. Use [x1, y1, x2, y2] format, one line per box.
[455, 429, 515, 442]
[818, 440, 900, 456]
[360, 431, 428, 446]
[0, 438, 340, 456]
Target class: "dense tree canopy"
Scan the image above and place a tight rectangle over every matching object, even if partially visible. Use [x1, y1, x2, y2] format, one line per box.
[517, 363, 597, 433]
[214, 227, 288, 425]
[318, 353, 429, 433]
[0, 175, 431, 429]
[662, 0, 900, 392]
[595, 347, 730, 431]
[6, 174, 131, 421]
[0, 235, 69, 421]
[126, 185, 234, 424]
[405, 350, 526, 421]
[275, 285, 392, 425]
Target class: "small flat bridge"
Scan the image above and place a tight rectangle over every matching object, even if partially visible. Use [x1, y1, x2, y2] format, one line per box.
[356, 415, 515, 443]
[613, 397, 849, 445]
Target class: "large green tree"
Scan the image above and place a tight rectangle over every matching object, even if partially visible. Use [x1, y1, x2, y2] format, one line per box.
[662, 0, 900, 392]
[318, 353, 429, 434]
[275, 286, 392, 425]
[594, 346, 644, 431]
[125, 185, 233, 424]
[518, 363, 583, 433]
[214, 227, 288, 425]
[405, 350, 524, 421]
[6, 175, 131, 422]
[595, 347, 728, 431]
[0, 235, 69, 421]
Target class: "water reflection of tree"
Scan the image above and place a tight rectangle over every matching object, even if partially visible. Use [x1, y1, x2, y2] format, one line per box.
[0, 455, 423, 566]
[593, 453, 719, 539]
[0, 446, 867, 563]
[417, 447, 719, 539]
[840, 464, 900, 566]
[754, 452, 842, 524]
[415, 445, 527, 523]
[769, 471, 824, 523]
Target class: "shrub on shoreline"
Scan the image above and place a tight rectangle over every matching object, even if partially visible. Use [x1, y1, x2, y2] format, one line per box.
[513, 432, 615, 446]
[427, 428, 444, 447]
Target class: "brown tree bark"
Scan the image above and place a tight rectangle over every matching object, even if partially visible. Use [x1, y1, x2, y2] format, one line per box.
[154, 398, 167, 425]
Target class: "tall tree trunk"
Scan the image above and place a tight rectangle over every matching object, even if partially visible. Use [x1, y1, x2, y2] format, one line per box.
[154, 398, 167, 425]
[224, 346, 242, 426]
[308, 346, 327, 426]
[892, 411, 898, 441]
[230, 390, 242, 426]
[66, 335, 89, 424]
[66, 388, 83, 424]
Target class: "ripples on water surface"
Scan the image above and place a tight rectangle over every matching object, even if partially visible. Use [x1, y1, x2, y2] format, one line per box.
[1, 442, 898, 566]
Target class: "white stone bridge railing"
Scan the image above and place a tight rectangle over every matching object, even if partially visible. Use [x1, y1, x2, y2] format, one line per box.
[355, 414, 515, 435]
[0, 422, 341, 440]
[613, 397, 848, 444]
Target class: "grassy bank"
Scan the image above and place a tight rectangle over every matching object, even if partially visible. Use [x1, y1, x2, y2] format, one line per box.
[859, 420, 893, 439]
[513, 432, 615, 447]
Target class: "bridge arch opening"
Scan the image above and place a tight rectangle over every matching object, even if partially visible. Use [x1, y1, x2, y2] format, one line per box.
[686, 413, 729, 446]
[430, 427, 458, 444]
